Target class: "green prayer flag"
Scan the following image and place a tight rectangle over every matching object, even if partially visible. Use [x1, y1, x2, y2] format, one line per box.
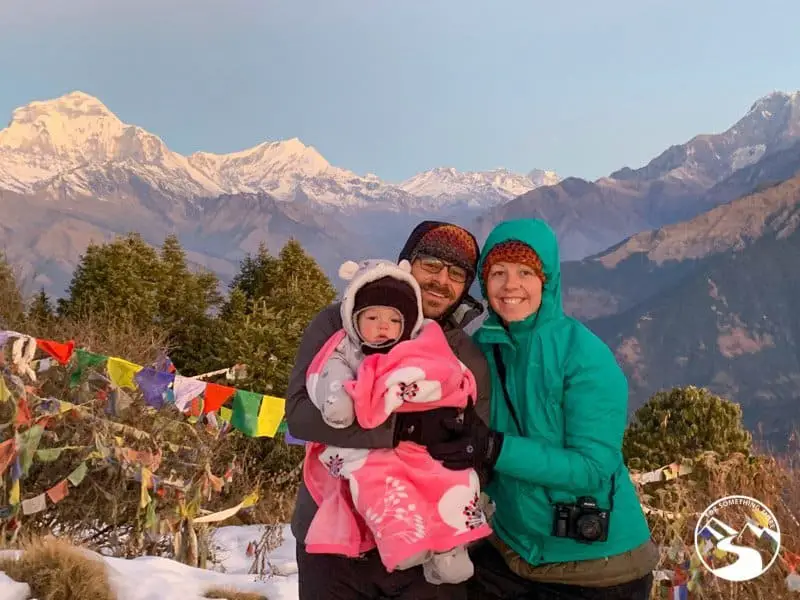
[231, 390, 262, 437]
[35, 447, 65, 462]
[69, 349, 107, 388]
[19, 425, 44, 476]
[278, 420, 288, 433]
[67, 462, 88, 486]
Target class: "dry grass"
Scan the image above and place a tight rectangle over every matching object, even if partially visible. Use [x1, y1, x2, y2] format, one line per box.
[0, 535, 115, 600]
[637, 445, 800, 599]
[203, 588, 268, 599]
[24, 310, 169, 366]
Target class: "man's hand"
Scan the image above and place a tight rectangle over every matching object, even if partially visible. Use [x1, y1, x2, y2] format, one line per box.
[393, 406, 462, 447]
[426, 399, 504, 471]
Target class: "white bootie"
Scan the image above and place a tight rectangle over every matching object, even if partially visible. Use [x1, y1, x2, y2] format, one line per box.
[423, 547, 474, 585]
[395, 549, 433, 571]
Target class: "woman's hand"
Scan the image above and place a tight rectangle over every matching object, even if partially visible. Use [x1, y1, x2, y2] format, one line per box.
[427, 399, 504, 471]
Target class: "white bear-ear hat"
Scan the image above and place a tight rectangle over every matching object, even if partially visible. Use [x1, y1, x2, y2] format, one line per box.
[338, 258, 423, 345]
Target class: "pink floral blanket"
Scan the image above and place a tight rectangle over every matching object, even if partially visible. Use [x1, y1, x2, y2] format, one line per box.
[303, 321, 491, 571]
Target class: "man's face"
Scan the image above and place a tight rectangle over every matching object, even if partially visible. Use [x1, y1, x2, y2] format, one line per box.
[410, 255, 468, 319]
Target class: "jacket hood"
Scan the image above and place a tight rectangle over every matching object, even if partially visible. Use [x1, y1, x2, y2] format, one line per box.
[338, 258, 425, 346]
[398, 220, 483, 326]
[477, 218, 563, 329]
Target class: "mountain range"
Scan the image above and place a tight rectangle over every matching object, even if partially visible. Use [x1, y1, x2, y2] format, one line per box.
[0, 91, 561, 293]
[477, 91, 800, 260]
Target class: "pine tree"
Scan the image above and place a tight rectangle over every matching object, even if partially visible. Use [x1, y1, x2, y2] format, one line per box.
[0, 251, 26, 329]
[228, 242, 278, 302]
[28, 288, 55, 325]
[57, 233, 163, 322]
[623, 385, 753, 470]
[218, 238, 336, 396]
[56, 233, 224, 374]
[266, 238, 337, 326]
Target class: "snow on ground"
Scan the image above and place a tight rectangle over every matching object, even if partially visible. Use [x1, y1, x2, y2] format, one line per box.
[0, 572, 31, 600]
[0, 524, 299, 600]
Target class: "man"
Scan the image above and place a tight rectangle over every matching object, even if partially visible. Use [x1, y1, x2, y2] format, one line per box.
[285, 221, 491, 600]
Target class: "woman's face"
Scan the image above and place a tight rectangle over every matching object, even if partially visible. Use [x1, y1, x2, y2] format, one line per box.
[485, 261, 543, 323]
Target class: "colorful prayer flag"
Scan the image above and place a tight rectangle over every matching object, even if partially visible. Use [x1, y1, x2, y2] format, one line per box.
[46, 479, 69, 504]
[173, 375, 206, 412]
[203, 383, 235, 414]
[134, 368, 175, 409]
[256, 394, 286, 437]
[36, 338, 75, 365]
[107, 357, 143, 390]
[231, 390, 262, 436]
[67, 462, 88, 486]
[0, 377, 12, 403]
[70, 350, 107, 387]
[21, 493, 47, 515]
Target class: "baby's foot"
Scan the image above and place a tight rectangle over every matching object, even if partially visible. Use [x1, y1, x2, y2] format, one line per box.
[423, 547, 474, 585]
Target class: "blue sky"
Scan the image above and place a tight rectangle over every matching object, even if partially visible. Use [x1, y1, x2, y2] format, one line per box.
[0, 0, 797, 182]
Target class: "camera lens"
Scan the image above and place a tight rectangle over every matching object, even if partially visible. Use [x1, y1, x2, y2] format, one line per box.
[576, 515, 601, 541]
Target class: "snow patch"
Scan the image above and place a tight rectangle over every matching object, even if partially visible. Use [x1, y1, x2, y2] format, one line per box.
[730, 144, 766, 172]
[0, 525, 298, 600]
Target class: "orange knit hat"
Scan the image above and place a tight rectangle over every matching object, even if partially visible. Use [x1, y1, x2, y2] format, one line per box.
[481, 240, 547, 284]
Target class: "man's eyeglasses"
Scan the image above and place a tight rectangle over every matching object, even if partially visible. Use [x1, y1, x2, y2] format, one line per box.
[415, 255, 469, 283]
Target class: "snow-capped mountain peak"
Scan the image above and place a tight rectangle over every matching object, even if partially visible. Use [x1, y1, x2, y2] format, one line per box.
[527, 168, 561, 187]
[0, 90, 193, 168]
[0, 91, 545, 211]
[0, 90, 127, 161]
[188, 137, 340, 196]
[746, 90, 800, 116]
[398, 166, 559, 209]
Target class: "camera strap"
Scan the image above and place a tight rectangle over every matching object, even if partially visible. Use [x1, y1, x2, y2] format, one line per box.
[492, 344, 617, 511]
[491, 345, 524, 435]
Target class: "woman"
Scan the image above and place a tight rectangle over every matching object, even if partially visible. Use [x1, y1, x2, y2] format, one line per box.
[428, 218, 658, 599]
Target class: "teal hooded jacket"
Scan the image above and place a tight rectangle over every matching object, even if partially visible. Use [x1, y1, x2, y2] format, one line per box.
[473, 219, 652, 566]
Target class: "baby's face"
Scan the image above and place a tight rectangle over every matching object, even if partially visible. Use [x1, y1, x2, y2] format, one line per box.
[357, 306, 403, 345]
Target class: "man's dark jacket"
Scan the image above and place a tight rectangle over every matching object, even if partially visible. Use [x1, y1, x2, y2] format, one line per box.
[286, 298, 491, 543]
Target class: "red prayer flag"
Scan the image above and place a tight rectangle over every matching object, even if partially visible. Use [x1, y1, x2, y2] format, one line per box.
[15, 396, 32, 427]
[203, 383, 235, 414]
[36, 339, 75, 365]
[0, 439, 15, 477]
[46, 479, 69, 504]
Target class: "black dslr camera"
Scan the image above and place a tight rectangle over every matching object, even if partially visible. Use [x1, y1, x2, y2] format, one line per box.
[552, 496, 610, 543]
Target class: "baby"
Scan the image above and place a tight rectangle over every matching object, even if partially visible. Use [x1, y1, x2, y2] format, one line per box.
[302, 258, 491, 585]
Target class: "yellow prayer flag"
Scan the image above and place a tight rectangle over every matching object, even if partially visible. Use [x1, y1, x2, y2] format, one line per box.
[58, 401, 75, 413]
[9, 480, 19, 505]
[256, 394, 285, 437]
[219, 407, 232, 423]
[140, 467, 152, 508]
[241, 490, 259, 507]
[0, 377, 10, 403]
[107, 357, 143, 390]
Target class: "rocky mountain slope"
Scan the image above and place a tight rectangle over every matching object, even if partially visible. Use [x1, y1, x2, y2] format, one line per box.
[477, 91, 800, 260]
[561, 140, 800, 320]
[579, 175, 800, 445]
[0, 91, 557, 295]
